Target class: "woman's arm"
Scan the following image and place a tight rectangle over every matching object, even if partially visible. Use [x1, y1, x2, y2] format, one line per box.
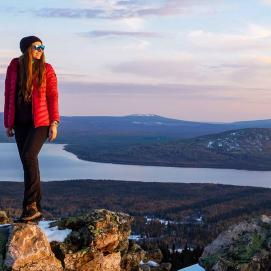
[4, 63, 12, 128]
[46, 63, 60, 125]
[46, 63, 60, 142]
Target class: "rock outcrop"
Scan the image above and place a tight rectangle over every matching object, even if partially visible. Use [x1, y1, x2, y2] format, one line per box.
[50, 208, 133, 271]
[0, 209, 171, 271]
[0, 211, 11, 225]
[199, 215, 271, 271]
[5, 223, 63, 271]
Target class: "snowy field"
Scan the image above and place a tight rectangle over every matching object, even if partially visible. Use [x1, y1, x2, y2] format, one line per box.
[178, 264, 205, 271]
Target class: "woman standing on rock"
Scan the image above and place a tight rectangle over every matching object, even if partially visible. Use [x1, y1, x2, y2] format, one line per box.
[4, 36, 60, 221]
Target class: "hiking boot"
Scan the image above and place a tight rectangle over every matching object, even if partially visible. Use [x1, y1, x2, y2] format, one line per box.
[36, 202, 43, 213]
[19, 209, 26, 220]
[21, 202, 42, 221]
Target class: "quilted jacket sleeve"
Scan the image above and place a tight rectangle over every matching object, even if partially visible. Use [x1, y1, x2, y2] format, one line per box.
[4, 63, 12, 128]
[46, 63, 60, 124]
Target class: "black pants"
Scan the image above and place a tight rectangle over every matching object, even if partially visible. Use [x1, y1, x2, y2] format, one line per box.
[14, 122, 49, 212]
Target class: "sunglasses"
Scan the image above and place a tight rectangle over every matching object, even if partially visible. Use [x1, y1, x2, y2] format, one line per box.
[32, 45, 45, 52]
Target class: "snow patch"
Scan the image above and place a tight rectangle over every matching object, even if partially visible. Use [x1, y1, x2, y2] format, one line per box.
[129, 114, 157, 117]
[207, 141, 214, 148]
[178, 263, 205, 271]
[0, 224, 10, 228]
[147, 260, 159, 267]
[139, 259, 160, 267]
[132, 121, 166, 125]
[128, 234, 142, 241]
[38, 219, 72, 242]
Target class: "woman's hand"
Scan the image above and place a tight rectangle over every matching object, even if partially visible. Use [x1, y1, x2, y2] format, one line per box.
[48, 124, 58, 142]
[5, 127, 14, 137]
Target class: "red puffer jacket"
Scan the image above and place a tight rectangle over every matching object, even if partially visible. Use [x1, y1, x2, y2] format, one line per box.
[4, 58, 60, 128]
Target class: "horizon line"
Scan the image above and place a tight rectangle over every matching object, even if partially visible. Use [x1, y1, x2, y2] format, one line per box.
[0, 112, 270, 124]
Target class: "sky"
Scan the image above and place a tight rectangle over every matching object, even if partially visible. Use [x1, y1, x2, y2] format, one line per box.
[1, 0, 271, 122]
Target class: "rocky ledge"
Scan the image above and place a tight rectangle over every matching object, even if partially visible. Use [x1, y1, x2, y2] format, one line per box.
[199, 214, 271, 271]
[0, 209, 171, 271]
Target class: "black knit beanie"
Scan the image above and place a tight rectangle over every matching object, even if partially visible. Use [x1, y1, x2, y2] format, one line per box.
[20, 36, 42, 54]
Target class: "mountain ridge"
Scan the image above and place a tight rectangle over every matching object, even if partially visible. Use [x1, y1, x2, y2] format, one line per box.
[2, 113, 271, 170]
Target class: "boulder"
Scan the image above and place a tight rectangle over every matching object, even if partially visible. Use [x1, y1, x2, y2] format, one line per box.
[121, 240, 146, 271]
[50, 208, 134, 271]
[0, 208, 172, 271]
[4, 223, 63, 271]
[144, 248, 163, 264]
[199, 215, 271, 271]
[0, 211, 11, 224]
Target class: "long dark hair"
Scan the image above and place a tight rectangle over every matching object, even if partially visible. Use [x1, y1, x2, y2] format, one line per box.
[17, 45, 46, 103]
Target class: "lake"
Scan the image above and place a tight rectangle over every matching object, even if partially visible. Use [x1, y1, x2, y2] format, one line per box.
[1, 143, 271, 188]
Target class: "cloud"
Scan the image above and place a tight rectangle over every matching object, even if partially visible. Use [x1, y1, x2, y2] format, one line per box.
[0, 52, 15, 74]
[184, 24, 271, 52]
[33, 8, 104, 18]
[0, 49, 19, 63]
[57, 79, 267, 98]
[0, 73, 6, 81]
[77, 30, 161, 38]
[110, 59, 202, 80]
[259, 0, 271, 5]
[31, 0, 225, 19]
[109, 53, 271, 89]
[57, 73, 87, 80]
[120, 17, 145, 31]
[121, 40, 151, 50]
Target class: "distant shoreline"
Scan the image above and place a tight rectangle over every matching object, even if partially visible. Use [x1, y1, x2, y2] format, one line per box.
[3, 141, 270, 171]
[0, 179, 270, 190]
[1, 142, 271, 188]
[63, 144, 271, 172]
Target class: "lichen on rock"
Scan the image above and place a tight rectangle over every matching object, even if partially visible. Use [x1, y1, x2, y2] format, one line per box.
[0, 208, 172, 271]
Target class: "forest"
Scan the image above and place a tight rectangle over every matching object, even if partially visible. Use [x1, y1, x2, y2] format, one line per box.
[0, 179, 270, 270]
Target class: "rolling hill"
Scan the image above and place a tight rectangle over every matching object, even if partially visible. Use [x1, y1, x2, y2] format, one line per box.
[64, 127, 271, 170]
[1, 113, 271, 170]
